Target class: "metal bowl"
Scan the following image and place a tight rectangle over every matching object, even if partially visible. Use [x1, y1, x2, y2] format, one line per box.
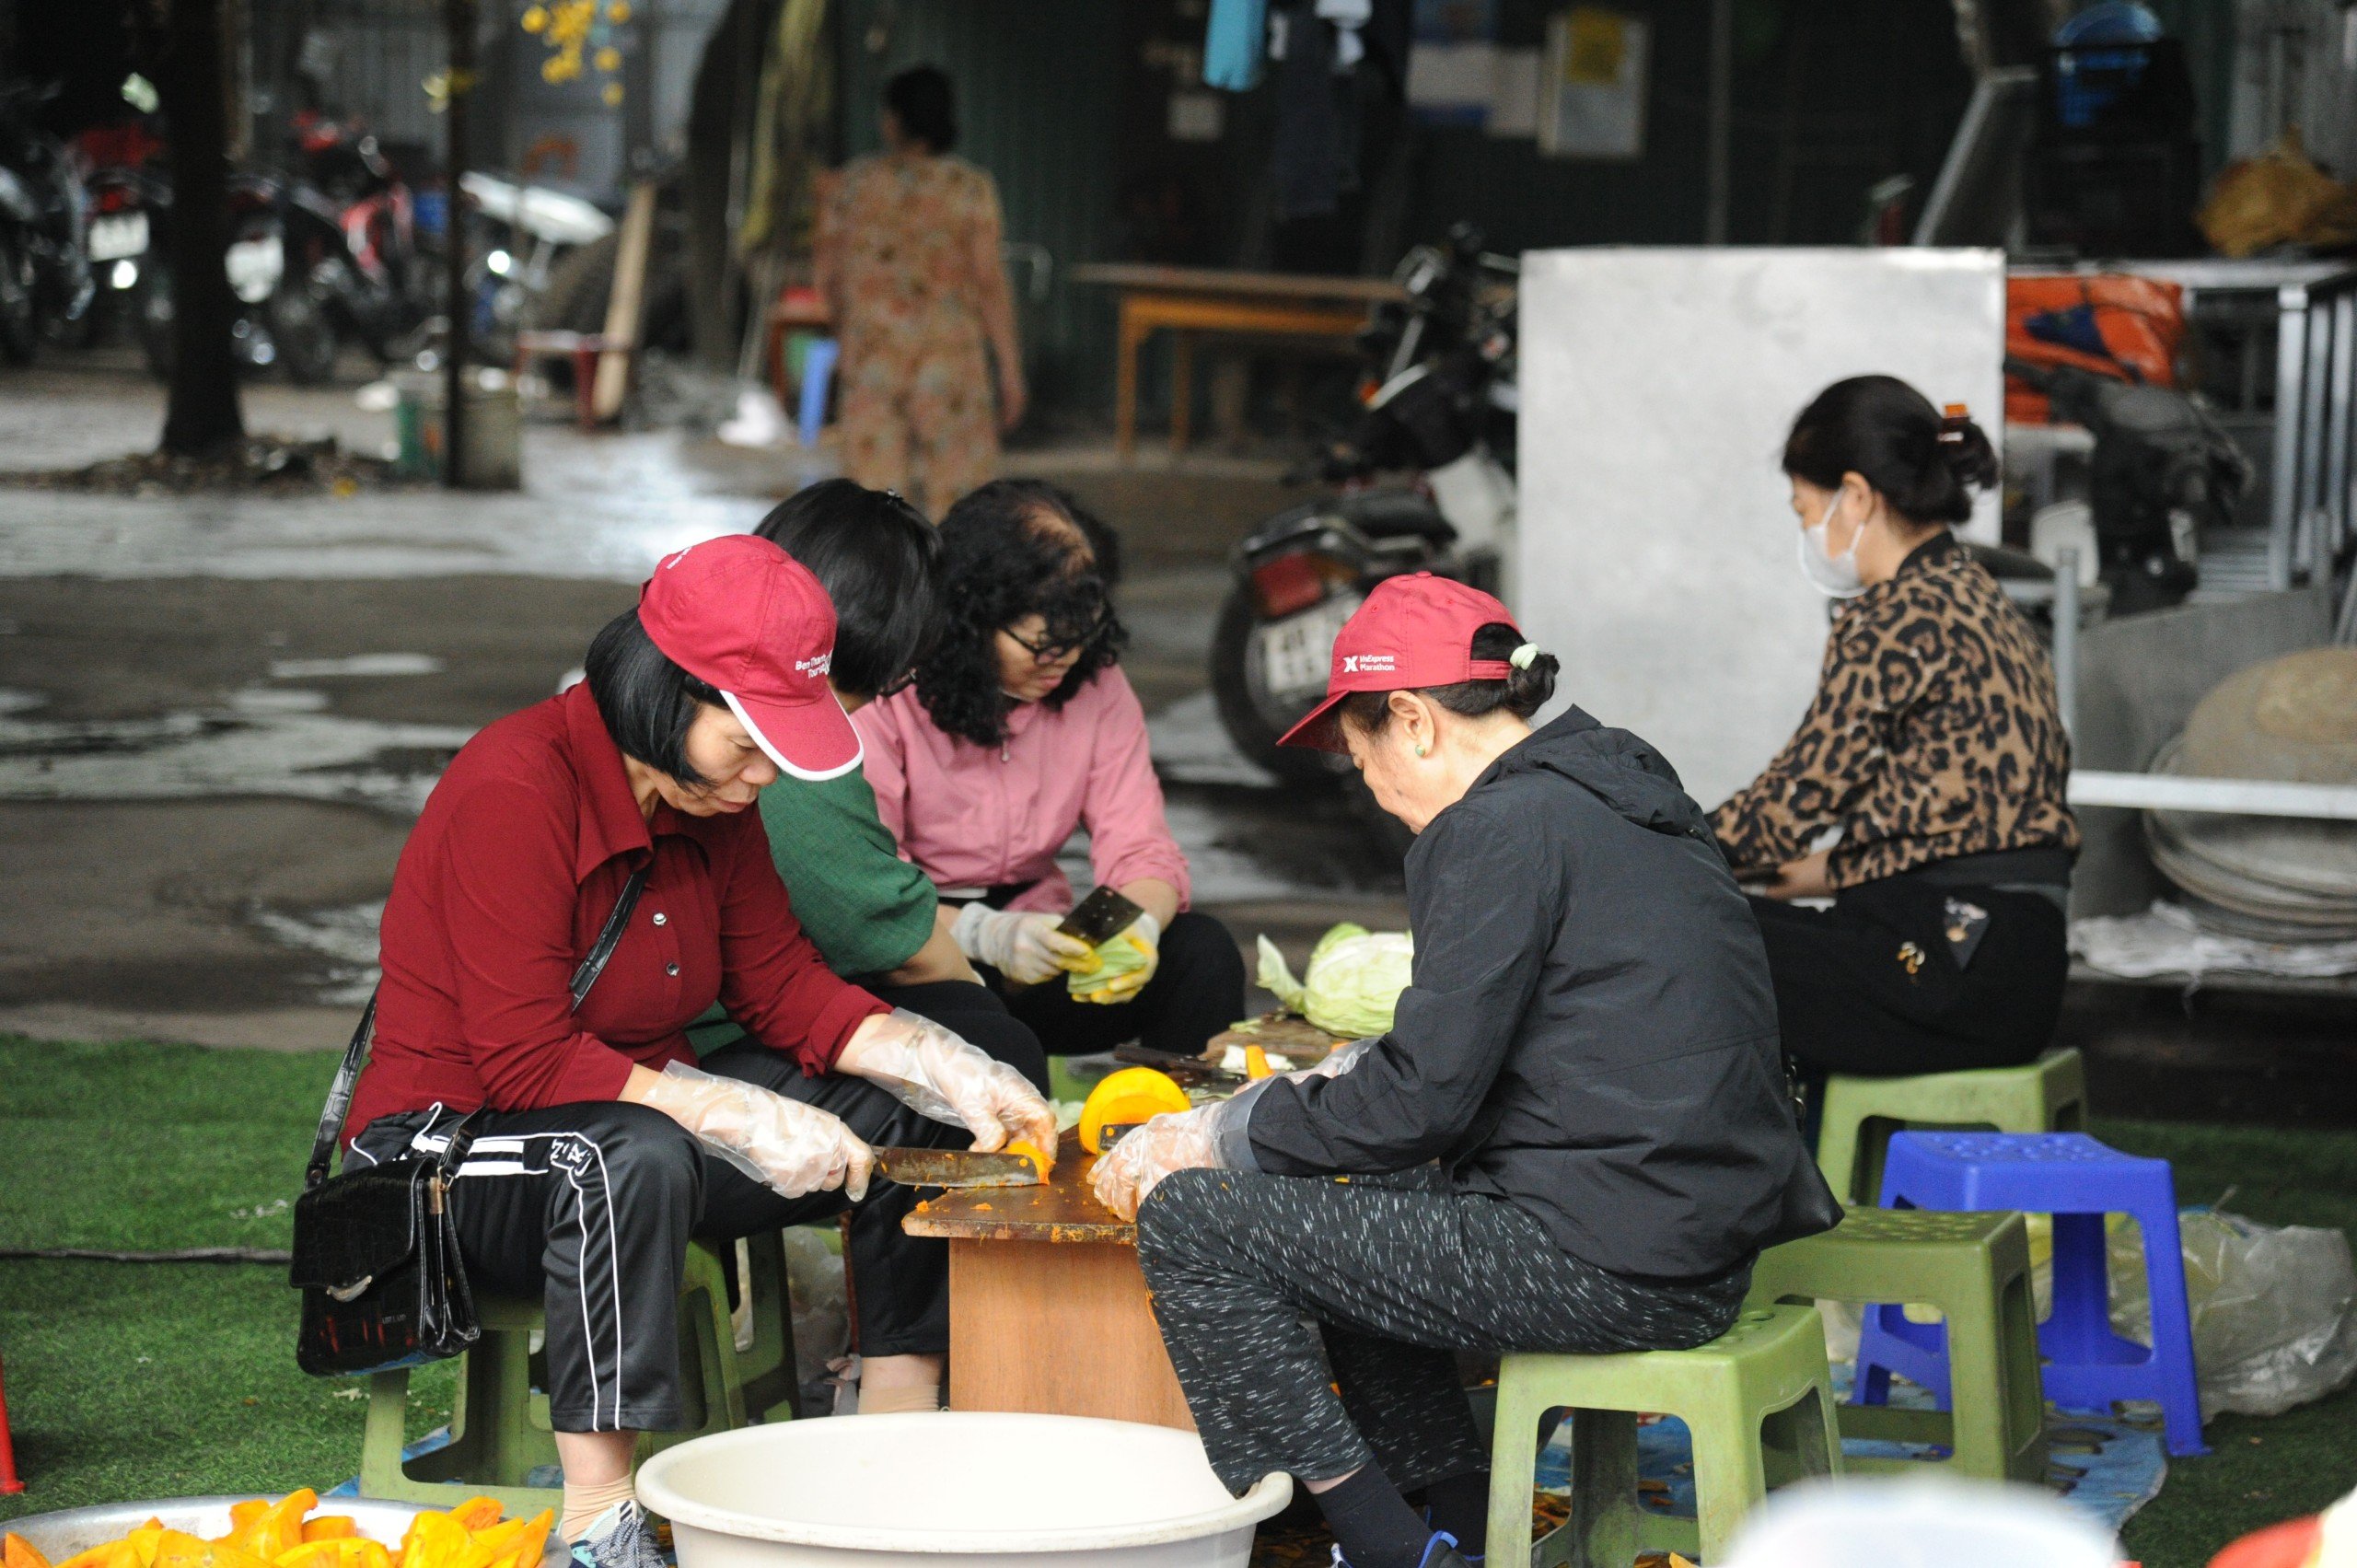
[4, 1497, 433, 1561]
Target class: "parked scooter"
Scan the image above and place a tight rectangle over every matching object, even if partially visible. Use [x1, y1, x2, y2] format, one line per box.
[138, 168, 343, 383]
[0, 81, 94, 362]
[1210, 226, 1518, 787]
[76, 118, 169, 349]
[291, 112, 438, 365]
[458, 170, 613, 366]
[2008, 356, 2249, 614]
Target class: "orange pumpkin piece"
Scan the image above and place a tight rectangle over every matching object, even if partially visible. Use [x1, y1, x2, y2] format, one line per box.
[147, 1530, 221, 1568]
[56, 1542, 139, 1568]
[494, 1511, 552, 1568]
[1004, 1139, 1053, 1178]
[399, 1511, 471, 1568]
[445, 1504, 503, 1536]
[297, 1524, 355, 1546]
[5, 1531, 54, 1568]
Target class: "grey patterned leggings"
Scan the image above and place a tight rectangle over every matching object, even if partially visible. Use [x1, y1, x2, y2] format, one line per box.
[1134, 1167, 1752, 1497]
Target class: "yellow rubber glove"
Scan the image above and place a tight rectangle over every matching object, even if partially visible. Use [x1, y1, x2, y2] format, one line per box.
[1066, 912, 1161, 1004]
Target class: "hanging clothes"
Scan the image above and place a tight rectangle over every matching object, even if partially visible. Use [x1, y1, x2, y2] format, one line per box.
[1203, 0, 1269, 91]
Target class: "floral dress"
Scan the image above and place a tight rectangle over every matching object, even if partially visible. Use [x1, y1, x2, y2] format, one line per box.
[818, 152, 1011, 518]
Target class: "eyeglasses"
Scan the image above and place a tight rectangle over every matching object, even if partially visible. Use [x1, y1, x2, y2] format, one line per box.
[1004, 607, 1111, 663]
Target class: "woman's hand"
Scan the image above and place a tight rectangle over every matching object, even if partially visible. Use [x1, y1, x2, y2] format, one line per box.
[836, 1008, 1057, 1155]
[951, 904, 1092, 985]
[1069, 911, 1159, 1005]
[1088, 1105, 1223, 1220]
[1760, 849, 1833, 901]
[631, 1063, 875, 1200]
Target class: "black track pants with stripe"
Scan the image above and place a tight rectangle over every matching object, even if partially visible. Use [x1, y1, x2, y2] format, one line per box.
[348, 1039, 962, 1433]
[1134, 1167, 1755, 1496]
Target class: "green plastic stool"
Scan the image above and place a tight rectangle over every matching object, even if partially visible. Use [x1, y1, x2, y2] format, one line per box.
[1817, 1048, 2086, 1205]
[360, 1237, 749, 1514]
[1486, 1304, 1842, 1568]
[1748, 1208, 2046, 1483]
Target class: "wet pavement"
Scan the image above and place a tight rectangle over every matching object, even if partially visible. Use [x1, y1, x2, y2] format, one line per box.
[0, 359, 1399, 1049]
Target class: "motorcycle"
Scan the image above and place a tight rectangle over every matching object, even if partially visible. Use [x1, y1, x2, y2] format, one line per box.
[0, 81, 95, 362]
[2007, 355, 2249, 614]
[1210, 226, 1519, 790]
[291, 112, 438, 366]
[138, 169, 344, 384]
[76, 119, 168, 348]
[458, 170, 613, 366]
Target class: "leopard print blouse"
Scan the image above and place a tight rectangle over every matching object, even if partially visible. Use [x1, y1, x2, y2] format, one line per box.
[1710, 532, 2078, 889]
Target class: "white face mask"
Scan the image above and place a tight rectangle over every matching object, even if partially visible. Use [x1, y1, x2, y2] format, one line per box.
[1798, 492, 1866, 598]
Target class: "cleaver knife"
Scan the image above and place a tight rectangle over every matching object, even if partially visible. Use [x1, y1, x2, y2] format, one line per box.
[871, 1146, 1045, 1190]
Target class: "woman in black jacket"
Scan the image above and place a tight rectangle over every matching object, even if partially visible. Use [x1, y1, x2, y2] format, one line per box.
[1092, 573, 1836, 1568]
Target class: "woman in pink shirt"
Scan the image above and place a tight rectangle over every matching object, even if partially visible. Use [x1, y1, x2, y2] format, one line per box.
[853, 480, 1246, 1062]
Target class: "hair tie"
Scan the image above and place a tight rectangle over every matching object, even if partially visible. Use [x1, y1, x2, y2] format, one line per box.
[1509, 642, 1540, 670]
[1937, 403, 1970, 444]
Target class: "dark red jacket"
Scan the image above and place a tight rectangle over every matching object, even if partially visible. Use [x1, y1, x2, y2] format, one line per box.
[347, 682, 886, 1136]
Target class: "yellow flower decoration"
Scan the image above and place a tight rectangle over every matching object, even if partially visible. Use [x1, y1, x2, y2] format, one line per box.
[594, 46, 620, 71]
[607, 1, 631, 20]
[520, 4, 548, 30]
[602, 82, 625, 106]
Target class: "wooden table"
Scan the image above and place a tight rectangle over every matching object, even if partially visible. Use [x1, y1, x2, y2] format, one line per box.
[901, 1131, 1194, 1430]
[1071, 263, 1406, 462]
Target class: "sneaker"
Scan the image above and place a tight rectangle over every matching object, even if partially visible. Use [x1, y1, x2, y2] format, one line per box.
[1327, 1533, 1474, 1568]
[569, 1501, 667, 1568]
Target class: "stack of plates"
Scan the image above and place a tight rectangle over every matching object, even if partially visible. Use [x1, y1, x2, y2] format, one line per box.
[2142, 647, 2357, 941]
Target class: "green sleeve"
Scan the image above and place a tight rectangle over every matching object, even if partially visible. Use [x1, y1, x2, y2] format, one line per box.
[761, 767, 939, 978]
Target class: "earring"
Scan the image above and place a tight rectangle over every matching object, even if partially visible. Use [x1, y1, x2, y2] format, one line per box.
[1413, 742, 1429, 758]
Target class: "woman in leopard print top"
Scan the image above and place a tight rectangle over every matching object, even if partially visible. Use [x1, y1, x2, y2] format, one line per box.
[1712, 376, 2078, 1121]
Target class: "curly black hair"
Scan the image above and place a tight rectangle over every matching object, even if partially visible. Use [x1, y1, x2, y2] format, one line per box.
[916, 479, 1128, 749]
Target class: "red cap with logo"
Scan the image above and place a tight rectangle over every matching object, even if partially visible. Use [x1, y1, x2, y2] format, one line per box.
[1275, 572, 1526, 752]
[638, 532, 862, 781]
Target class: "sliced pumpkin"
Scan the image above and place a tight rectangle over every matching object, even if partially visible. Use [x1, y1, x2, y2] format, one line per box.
[444, 1504, 503, 1536]
[296, 1524, 354, 1546]
[1077, 1067, 1190, 1155]
[1004, 1139, 1053, 1179]
[5, 1532, 54, 1568]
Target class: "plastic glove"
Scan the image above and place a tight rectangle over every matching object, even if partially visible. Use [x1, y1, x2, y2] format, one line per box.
[1068, 912, 1162, 1005]
[951, 903, 1093, 985]
[639, 1062, 875, 1201]
[1088, 1093, 1254, 1220]
[835, 1007, 1058, 1155]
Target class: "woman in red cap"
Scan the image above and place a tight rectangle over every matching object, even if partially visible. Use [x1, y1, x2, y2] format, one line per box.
[1090, 573, 1835, 1568]
[341, 534, 1054, 1567]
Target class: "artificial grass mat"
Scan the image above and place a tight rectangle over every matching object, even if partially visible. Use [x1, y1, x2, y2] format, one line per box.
[2, 1035, 2353, 1566]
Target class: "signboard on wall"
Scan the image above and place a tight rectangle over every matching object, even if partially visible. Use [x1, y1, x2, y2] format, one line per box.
[1538, 6, 1647, 159]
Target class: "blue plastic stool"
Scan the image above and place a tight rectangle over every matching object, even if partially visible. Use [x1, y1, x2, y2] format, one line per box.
[796, 338, 839, 447]
[1853, 1132, 2207, 1456]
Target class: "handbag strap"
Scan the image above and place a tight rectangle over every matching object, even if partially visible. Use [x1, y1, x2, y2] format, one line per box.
[306, 861, 654, 1190]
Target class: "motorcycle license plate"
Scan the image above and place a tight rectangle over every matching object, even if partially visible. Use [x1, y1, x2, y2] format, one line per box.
[1256, 593, 1362, 702]
[226, 235, 284, 305]
[88, 213, 149, 263]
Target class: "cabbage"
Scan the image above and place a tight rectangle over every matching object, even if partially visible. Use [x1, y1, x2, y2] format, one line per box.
[1257, 923, 1414, 1039]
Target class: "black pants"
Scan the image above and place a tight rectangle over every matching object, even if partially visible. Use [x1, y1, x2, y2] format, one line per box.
[348, 1040, 962, 1434]
[1135, 1167, 1752, 1497]
[864, 978, 1050, 1094]
[1748, 879, 2068, 1079]
[985, 909, 1247, 1060]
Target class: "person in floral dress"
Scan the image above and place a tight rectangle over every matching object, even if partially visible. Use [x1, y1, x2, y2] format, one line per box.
[816, 66, 1025, 520]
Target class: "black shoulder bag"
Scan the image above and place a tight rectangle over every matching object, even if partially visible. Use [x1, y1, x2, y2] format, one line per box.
[291, 865, 650, 1376]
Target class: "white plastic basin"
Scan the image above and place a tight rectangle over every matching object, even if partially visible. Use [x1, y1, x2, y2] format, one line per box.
[634, 1413, 1293, 1568]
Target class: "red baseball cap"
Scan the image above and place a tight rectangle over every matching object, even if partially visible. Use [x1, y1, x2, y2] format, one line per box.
[638, 533, 862, 781]
[1276, 572, 1527, 752]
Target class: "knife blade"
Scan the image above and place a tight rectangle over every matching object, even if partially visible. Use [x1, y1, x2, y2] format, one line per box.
[871, 1146, 1045, 1189]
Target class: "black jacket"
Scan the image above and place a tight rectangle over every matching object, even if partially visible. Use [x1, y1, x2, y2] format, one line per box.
[1243, 707, 1840, 1279]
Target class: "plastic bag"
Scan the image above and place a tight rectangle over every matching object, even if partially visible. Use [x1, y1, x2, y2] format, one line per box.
[1256, 922, 1414, 1040]
[780, 1226, 849, 1388]
[2107, 1207, 2357, 1420]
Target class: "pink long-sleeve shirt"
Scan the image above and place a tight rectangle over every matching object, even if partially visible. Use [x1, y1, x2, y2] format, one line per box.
[852, 668, 1192, 914]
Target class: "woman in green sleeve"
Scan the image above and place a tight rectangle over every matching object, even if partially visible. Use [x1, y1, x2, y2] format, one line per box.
[687, 482, 1047, 1088]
